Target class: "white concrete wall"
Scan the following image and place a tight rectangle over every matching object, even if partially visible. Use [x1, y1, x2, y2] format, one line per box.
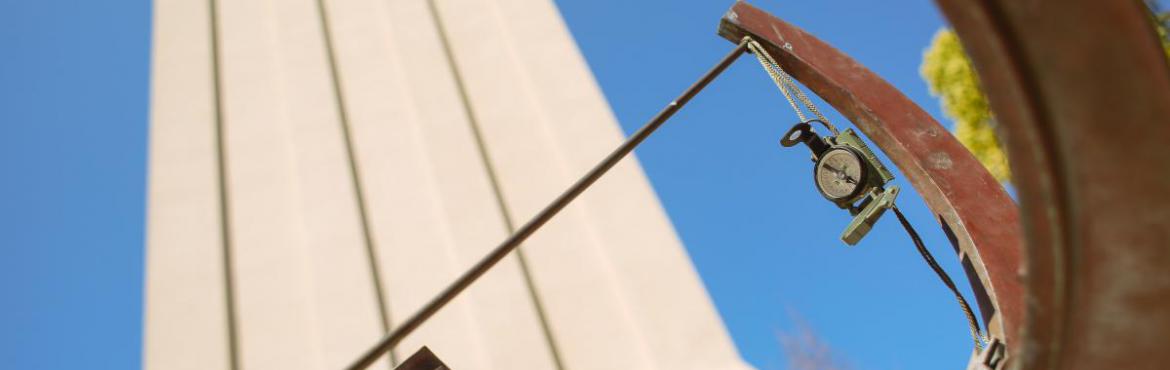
[144, 0, 748, 369]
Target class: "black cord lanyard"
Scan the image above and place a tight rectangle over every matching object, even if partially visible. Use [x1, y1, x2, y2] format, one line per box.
[892, 205, 987, 350]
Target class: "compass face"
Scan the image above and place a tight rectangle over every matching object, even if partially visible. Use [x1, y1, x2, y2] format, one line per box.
[815, 147, 867, 201]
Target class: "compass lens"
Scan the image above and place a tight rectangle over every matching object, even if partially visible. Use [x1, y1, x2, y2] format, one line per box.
[815, 148, 865, 200]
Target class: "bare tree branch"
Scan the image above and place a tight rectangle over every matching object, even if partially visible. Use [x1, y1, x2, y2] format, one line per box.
[778, 314, 852, 370]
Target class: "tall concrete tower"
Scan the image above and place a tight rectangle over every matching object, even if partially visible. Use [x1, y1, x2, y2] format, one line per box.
[145, 0, 748, 369]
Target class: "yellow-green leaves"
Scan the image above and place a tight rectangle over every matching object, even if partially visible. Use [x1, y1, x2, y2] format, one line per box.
[921, 29, 1011, 181]
[1156, 14, 1170, 60]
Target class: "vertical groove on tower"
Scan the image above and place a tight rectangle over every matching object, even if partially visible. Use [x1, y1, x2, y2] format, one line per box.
[424, 1, 567, 368]
[313, 0, 398, 366]
[208, 0, 240, 368]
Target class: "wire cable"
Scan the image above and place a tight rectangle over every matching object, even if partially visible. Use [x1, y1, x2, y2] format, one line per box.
[744, 37, 839, 135]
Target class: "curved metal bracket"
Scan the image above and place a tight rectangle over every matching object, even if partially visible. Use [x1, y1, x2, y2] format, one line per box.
[717, 1, 1025, 350]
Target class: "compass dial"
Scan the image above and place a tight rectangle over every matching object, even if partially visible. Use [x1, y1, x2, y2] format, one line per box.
[815, 147, 867, 201]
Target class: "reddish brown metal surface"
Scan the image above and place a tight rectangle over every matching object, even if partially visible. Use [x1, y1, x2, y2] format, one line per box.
[395, 347, 451, 370]
[718, 1, 1025, 349]
[934, 1, 1170, 369]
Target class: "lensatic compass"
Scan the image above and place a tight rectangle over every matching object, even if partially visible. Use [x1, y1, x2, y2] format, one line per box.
[781, 120, 899, 245]
[745, 37, 899, 246]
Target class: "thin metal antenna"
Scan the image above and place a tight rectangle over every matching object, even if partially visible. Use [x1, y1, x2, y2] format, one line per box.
[345, 39, 749, 370]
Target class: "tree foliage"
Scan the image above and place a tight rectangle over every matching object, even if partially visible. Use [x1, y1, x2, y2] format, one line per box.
[922, 9, 1170, 183]
[920, 29, 1010, 181]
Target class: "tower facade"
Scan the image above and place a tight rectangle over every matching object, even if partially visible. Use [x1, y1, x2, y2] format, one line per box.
[144, 0, 748, 368]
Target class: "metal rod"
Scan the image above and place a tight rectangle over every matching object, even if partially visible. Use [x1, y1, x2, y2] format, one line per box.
[345, 40, 749, 370]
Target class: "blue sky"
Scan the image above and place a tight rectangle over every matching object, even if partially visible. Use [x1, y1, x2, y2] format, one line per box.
[562, 1, 969, 369]
[1, 1, 151, 369]
[0, 1, 978, 369]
